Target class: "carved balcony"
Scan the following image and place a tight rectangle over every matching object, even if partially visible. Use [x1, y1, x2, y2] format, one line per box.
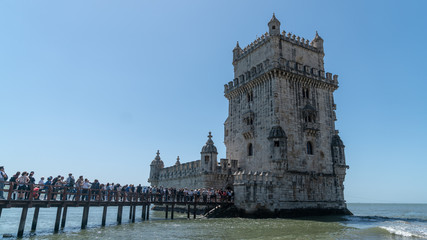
[242, 125, 254, 139]
[303, 122, 319, 136]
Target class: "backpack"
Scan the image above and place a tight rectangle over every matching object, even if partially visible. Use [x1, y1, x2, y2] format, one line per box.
[68, 177, 75, 187]
[1, 172, 8, 181]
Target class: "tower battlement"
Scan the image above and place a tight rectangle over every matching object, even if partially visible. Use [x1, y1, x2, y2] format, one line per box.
[235, 30, 321, 64]
[224, 61, 339, 96]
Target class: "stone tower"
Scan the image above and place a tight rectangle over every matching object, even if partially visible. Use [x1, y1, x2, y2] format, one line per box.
[225, 14, 349, 215]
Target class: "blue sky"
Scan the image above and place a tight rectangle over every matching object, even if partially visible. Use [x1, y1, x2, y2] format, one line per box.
[1, 1, 426, 203]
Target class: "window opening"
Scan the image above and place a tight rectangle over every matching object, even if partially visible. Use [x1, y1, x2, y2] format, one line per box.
[248, 143, 253, 156]
[307, 142, 313, 155]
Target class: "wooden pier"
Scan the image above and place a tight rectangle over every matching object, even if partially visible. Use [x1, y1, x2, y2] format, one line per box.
[0, 182, 232, 238]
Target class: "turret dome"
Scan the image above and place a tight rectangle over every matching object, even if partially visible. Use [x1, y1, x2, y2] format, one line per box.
[150, 150, 164, 168]
[201, 132, 218, 153]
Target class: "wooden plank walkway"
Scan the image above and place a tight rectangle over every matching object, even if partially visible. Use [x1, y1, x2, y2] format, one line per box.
[0, 182, 232, 238]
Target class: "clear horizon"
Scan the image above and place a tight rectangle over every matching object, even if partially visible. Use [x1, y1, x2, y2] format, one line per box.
[1, 1, 426, 204]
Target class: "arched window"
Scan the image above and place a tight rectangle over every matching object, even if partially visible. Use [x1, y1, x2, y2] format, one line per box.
[248, 143, 253, 156]
[307, 141, 313, 155]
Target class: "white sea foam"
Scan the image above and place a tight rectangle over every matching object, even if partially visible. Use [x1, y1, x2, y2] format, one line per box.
[380, 221, 427, 239]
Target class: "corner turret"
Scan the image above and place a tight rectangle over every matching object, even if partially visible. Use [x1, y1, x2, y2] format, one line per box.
[268, 13, 281, 36]
[201, 132, 218, 172]
[311, 31, 324, 52]
[233, 41, 242, 64]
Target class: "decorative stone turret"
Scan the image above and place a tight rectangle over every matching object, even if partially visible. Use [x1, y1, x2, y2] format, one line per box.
[233, 41, 242, 64]
[311, 31, 324, 52]
[201, 132, 218, 173]
[331, 133, 348, 201]
[331, 134, 346, 167]
[148, 150, 164, 186]
[268, 13, 281, 36]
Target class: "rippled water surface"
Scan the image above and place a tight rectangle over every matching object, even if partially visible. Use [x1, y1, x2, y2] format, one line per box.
[1, 203, 426, 239]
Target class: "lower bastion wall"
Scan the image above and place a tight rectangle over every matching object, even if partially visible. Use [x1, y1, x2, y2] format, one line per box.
[233, 171, 348, 215]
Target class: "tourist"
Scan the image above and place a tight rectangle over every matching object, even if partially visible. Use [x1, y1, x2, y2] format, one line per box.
[16, 171, 29, 200]
[90, 179, 100, 201]
[66, 173, 75, 200]
[74, 176, 84, 200]
[38, 177, 45, 200]
[105, 183, 111, 201]
[0, 166, 8, 200]
[43, 177, 52, 200]
[9, 172, 20, 200]
[25, 171, 35, 199]
[81, 178, 91, 201]
[52, 176, 64, 200]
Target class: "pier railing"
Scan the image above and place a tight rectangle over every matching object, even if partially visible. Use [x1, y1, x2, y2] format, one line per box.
[0, 182, 233, 204]
[0, 182, 233, 238]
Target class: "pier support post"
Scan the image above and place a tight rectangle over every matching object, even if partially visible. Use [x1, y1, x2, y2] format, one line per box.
[146, 204, 149, 220]
[81, 205, 90, 229]
[142, 204, 146, 221]
[17, 206, 29, 238]
[117, 205, 123, 225]
[129, 205, 132, 220]
[193, 203, 196, 219]
[101, 206, 107, 226]
[0, 207, 2, 217]
[171, 204, 174, 220]
[61, 206, 68, 229]
[187, 204, 190, 219]
[54, 206, 62, 233]
[31, 207, 40, 232]
[165, 205, 168, 219]
[132, 204, 136, 223]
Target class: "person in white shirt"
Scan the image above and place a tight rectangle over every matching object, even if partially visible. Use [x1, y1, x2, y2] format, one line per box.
[81, 179, 91, 201]
[0, 166, 8, 200]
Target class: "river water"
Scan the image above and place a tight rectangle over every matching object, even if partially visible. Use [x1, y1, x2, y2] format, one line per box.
[0, 203, 426, 239]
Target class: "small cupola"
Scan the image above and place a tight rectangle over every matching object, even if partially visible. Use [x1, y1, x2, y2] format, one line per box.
[150, 150, 164, 168]
[201, 132, 218, 154]
[268, 13, 281, 36]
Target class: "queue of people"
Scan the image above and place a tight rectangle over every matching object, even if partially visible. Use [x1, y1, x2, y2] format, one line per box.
[0, 166, 234, 203]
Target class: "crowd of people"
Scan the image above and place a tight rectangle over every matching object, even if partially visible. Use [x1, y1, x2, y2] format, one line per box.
[0, 166, 234, 203]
